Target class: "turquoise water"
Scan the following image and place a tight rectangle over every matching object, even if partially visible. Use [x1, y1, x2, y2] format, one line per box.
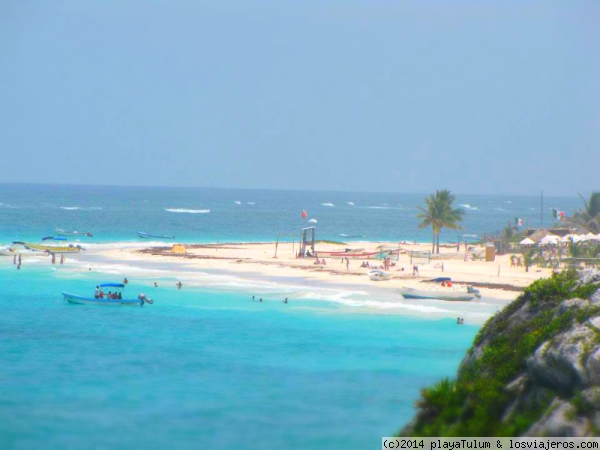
[1, 184, 564, 448]
[0, 262, 477, 449]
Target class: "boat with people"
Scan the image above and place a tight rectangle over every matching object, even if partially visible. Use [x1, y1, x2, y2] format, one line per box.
[56, 228, 93, 237]
[63, 283, 154, 306]
[13, 236, 83, 254]
[138, 231, 176, 239]
[368, 270, 392, 281]
[399, 277, 481, 301]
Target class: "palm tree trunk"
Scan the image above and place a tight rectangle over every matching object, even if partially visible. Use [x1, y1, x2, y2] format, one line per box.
[432, 231, 435, 253]
[436, 233, 440, 254]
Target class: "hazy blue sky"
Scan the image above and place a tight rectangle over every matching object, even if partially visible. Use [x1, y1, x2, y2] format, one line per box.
[0, 1, 598, 196]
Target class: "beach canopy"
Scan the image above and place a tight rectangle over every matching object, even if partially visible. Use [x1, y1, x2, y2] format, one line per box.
[99, 283, 125, 288]
[539, 235, 560, 245]
[519, 238, 535, 245]
[430, 277, 452, 282]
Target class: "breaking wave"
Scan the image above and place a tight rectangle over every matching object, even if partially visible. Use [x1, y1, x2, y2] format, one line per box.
[165, 209, 210, 214]
[60, 206, 102, 211]
[321, 203, 335, 207]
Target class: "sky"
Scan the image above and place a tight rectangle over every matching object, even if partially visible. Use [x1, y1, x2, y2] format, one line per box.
[0, 1, 598, 196]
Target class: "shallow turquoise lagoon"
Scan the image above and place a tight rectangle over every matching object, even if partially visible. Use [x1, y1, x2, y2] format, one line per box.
[0, 264, 477, 449]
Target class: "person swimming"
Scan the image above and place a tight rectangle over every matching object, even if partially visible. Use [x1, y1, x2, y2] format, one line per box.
[283, 298, 288, 304]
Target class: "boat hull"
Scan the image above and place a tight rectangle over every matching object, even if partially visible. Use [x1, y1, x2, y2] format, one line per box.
[138, 232, 175, 239]
[399, 287, 475, 301]
[0, 247, 43, 257]
[18, 243, 81, 254]
[63, 293, 144, 306]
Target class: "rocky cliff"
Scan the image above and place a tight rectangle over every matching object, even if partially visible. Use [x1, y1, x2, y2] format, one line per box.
[401, 269, 600, 437]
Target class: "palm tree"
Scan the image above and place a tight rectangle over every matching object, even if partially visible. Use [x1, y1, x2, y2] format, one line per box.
[522, 249, 537, 273]
[567, 192, 600, 233]
[417, 190, 465, 254]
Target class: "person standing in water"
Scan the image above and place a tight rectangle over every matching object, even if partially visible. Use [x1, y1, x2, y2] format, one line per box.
[60, 255, 64, 265]
[123, 278, 128, 285]
[177, 281, 182, 289]
[51, 254, 56, 265]
[283, 298, 288, 304]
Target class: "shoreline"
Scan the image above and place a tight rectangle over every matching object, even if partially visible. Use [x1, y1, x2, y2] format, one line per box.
[2, 240, 555, 324]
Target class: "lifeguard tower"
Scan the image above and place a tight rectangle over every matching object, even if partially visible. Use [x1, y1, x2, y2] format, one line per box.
[300, 227, 316, 258]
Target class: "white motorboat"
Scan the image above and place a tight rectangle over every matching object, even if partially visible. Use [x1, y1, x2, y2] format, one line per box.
[368, 270, 392, 281]
[399, 277, 481, 302]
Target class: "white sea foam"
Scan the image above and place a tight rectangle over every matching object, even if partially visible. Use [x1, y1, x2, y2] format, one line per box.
[321, 203, 335, 207]
[234, 201, 241, 205]
[459, 204, 478, 211]
[347, 202, 355, 206]
[494, 208, 507, 212]
[308, 219, 317, 223]
[60, 206, 102, 211]
[165, 208, 210, 214]
[247, 202, 255, 205]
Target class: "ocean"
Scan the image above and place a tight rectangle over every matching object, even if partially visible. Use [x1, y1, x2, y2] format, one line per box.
[0, 184, 579, 449]
[0, 183, 579, 246]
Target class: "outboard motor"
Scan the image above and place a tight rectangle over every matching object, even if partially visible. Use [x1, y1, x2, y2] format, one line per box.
[138, 293, 154, 305]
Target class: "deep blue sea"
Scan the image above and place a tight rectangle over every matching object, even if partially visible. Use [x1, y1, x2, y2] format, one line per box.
[0, 184, 580, 449]
[0, 183, 579, 246]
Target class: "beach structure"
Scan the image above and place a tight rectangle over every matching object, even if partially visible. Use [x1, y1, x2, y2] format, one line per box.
[409, 250, 431, 265]
[299, 227, 316, 257]
[170, 244, 187, 254]
[376, 245, 401, 261]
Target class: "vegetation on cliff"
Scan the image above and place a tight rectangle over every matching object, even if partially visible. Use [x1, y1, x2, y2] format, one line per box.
[401, 270, 600, 437]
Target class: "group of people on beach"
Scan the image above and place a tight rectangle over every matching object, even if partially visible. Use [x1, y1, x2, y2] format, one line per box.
[313, 258, 327, 266]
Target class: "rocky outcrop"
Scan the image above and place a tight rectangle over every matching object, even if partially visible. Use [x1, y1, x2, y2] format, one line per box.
[401, 269, 600, 437]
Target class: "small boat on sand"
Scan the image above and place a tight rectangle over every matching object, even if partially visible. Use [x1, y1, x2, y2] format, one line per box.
[399, 277, 481, 302]
[138, 231, 175, 239]
[368, 270, 392, 281]
[13, 237, 83, 254]
[63, 283, 154, 306]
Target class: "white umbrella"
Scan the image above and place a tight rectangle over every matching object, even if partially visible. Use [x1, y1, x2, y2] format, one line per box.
[520, 237, 535, 245]
[540, 235, 560, 245]
[560, 235, 574, 243]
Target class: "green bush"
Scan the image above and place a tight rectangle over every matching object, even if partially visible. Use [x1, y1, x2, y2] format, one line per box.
[401, 270, 600, 437]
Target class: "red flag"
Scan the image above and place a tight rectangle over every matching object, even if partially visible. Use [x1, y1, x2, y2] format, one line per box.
[301, 210, 307, 219]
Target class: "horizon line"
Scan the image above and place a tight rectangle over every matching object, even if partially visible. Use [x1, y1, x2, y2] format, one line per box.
[0, 181, 583, 199]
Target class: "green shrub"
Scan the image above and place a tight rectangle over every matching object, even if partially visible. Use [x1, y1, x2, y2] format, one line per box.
[401, 270, 600, 437]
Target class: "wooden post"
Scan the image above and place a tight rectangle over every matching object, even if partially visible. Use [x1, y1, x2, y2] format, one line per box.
[274, 233, 280, 258]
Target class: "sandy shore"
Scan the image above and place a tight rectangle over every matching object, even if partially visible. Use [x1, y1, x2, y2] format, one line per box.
[97, 241, 554, 302]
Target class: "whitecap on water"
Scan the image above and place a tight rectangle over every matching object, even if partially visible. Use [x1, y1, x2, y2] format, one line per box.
[165, 208, 210, 214]
[321, 203, 335, 207]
